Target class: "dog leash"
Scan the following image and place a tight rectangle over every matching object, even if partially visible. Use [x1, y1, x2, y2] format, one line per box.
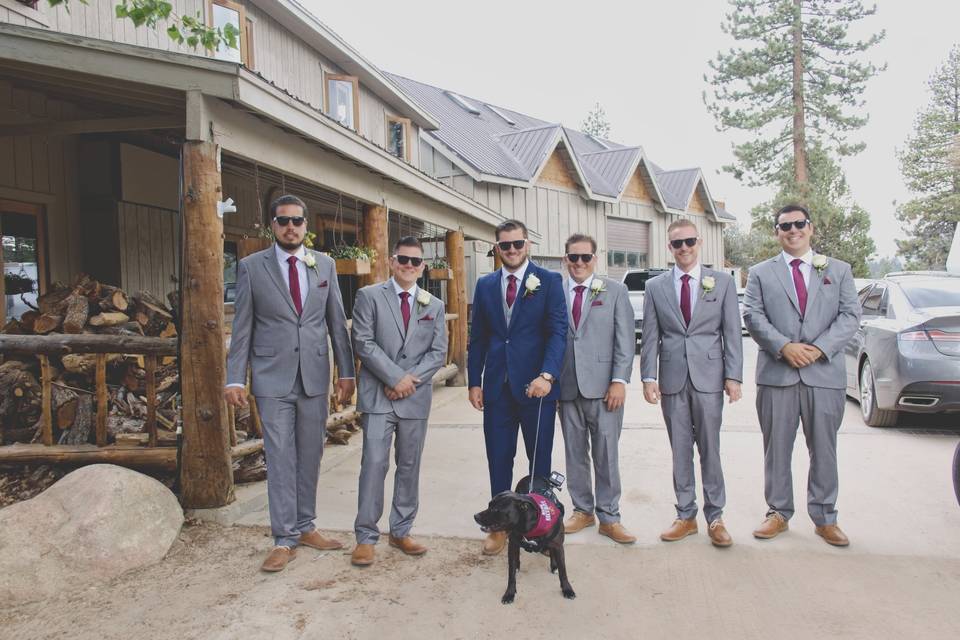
[528, 395, 544, 495]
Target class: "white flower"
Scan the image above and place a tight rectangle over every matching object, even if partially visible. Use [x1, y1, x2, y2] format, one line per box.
[416, 290, 432, 308]
[701, 276, 716, 293]
[303, 253, 316, 268]
[812, 255, 828, 274]
[589, 278, 606, 299]
[524, 274, 541, 297]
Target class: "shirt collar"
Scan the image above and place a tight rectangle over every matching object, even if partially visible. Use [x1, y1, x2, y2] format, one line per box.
[503, 259, 530, 285]
[275, 243, 306, 264]
[674, 263, 701, 282]
[391, 277, 418, 298]
[568, 273, 594, 295]
[782, 250, 814, 267]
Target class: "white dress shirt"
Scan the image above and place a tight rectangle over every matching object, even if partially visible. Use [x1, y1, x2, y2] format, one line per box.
[390, 277, 419, 312]
[674, 263, 702, 316]
[781, 250, 813, 292]
[501, 259, 530, 304]
[276, 243, 309, 309]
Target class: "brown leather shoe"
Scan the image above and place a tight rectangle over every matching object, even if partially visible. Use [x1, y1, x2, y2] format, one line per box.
[481, 531, 507, 555]
[564, 511, 596, 534]
[298, 530, 345, 551]
[708, 519, 733, 547]
[389, 535, 428, 556]
[598, 522, 637, 544]
[261, 546, 296, 572]
[351, 544, 375, 566]
[815, 524, 850, 547]
[753, 512, 789, 539]
[660, 518, 698, 542]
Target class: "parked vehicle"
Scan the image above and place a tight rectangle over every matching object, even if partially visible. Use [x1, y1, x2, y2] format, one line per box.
[622, 269, 669, 338]
[737, 288, 748, 335]
[845, 271, 960, 427]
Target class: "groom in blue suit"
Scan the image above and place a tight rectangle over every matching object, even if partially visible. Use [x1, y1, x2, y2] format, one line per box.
[468, 219, 568, 555]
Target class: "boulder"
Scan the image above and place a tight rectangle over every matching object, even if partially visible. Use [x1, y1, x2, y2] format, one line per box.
[0, 464, 183, 606]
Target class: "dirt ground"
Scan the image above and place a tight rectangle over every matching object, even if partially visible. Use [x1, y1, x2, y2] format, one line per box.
[3, 521, 960, 640]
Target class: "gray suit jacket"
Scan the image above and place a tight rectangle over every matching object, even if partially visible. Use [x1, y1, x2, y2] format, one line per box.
[559, 277, 634, 401]
[743, 254, 860, 389]
[352, 281, 448, 420]
[226, 247, 355, 398]
[640, 268, 743, 395]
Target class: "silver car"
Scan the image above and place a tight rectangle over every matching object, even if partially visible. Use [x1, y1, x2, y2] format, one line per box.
[845, 272, 960, 426]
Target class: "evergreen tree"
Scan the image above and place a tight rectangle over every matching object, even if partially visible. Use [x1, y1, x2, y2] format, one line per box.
[705, 0, 885, 189]
[581, 103, 612, 139]
[896, 46, 960, 270]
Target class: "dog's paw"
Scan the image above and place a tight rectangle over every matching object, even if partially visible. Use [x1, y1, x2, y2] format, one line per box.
[501, 592, 516, 605]
[562, 588, 577, 600]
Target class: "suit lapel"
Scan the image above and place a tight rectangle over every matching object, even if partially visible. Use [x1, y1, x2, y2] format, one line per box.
[662, 272, 686, 329]
[492, 269, 508, 335]
[773, 256, 803, 315]
[507, 266, 533, 332]
[263, 250, 297, 316]
[804, 255, 824, 313]
[687, 268, 711, 329]
[403, 290, 422, 348]
[301, 252, 317, 316]
[576, 277, 599, 336]
[380, 281, 406, 339]
[563, 276, 576, 335]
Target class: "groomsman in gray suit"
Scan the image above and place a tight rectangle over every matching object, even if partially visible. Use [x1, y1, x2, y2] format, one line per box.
[640, 219, 743, 547]
[558, 233, 637, 544]
[226, 195, 355, 573]
[349, 236, 448, 566]
[744, 204, 860, 547]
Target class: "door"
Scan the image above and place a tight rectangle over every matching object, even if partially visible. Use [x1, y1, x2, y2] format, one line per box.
[1, 200, 47, 325]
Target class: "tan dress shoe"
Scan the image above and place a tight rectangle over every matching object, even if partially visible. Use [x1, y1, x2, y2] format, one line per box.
[389, 535, 428, 556]
[660, 518, 698, 542]
[261, 546, 296, 572]
[298, 530, 345, 551]
[815, 524, 850, 547]
[564, 511, 597, 534]
[481, 531, 507, 555]
[598, 522, 637, 544]
[753, 512, 789, 539]
[708, 519, 733, 547]
[351, 544, 376, 566]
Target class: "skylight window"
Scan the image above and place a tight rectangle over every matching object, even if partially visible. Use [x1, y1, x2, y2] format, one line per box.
[487, 105, 516, 126]
[445, 91, 481, 115]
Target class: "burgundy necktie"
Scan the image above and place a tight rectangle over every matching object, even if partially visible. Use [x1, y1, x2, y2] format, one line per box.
[572, 285, 586, 330]
[506, 274, 518, 308]
[680, 274, 691, 326]
[287, 255, 303, 316]
[399, 291, 411, 333]
[791, 258, 808, 316]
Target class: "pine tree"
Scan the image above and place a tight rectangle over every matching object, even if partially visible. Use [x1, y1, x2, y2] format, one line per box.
[896, 46, 960, 270]
[705, 0, 885, 188]
[581, 103, 612, 139]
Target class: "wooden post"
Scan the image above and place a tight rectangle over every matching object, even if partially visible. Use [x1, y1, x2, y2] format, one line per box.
[145, 355, 158, 447]
[179, 141, 234, 508]
[493, 245, 503, 270]
[95, 354, 107, 446]
[360, 204, 389, 288]
[39, 355, 53, 446]
[445, 229, 468, 386]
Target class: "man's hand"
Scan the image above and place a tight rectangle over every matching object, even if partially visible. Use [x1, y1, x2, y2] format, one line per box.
[391, 373, 421, 399]
[526, 376, 552, 398]
[724, 379, 742, 404]
[604, 381, 626, 412]
[642, 381, 660, 405]
[224, 386, 248, 408]
[384, 386, 401, 401]
[780, 343, 820, 368]
[469, 386, 484, 410]
[336, 378, 356, 405]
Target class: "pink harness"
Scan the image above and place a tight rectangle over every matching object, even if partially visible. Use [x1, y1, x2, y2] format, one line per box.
[525, 493, 561, 538]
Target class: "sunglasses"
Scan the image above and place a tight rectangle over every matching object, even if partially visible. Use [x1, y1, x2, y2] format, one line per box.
[670, 237, 699, 249]
[274, 216, 305, 227]
[566, 253, 594, 263]
[497, 240, 527, 251]
[393, 255, 423, 267]
[777, 220, 810, 231]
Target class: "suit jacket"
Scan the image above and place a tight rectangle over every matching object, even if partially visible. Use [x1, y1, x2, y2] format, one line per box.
[467, 262, 567, 404]
[351, 281, 448, 420]
[559, 276, 634, 401]
[639, 268, 743, 395]
[743, 254, 860, 389]
[226, 247, 355, 398]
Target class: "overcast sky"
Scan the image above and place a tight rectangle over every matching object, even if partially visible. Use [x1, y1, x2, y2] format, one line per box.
[304, 0, 960, 258]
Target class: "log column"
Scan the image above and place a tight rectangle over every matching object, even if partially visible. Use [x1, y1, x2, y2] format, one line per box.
[360, 204, 390, 287]
[179, 141, 234, 508]
[445, 229, 467, 386]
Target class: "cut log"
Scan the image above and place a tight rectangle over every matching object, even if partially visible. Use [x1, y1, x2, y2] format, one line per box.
[59, 395, 93, 445]
[0, 334, 177, 356]
[98, 285, 130, 313]
[88, 312, 130, 327]
[62, 295, 92, 334]
[0, 361, 41, 426]
[37, 287, 71, 316]
[93, 322, 144, 337]
[71, 273, 101, 299]
[0, 443, 177, 470]
[18, 310, 39, 333]
[61, 353, 121, 375]
[52, 385, 79, 430]
[2, 318, 24, 334]
[33, 314, 63, 334]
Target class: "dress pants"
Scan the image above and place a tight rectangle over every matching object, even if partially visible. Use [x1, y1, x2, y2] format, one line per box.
[559, 395, 624, 524]
[483, 382, 556, 496]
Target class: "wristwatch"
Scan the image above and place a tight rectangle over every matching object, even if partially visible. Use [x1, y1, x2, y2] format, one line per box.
[539, 372, 555, 383]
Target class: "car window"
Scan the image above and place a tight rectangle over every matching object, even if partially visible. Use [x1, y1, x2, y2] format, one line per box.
[862, 284, 887, 316]
[858, 284, 874, 306]
[900, 279, 960, 308]
[622, 270, 667, 292]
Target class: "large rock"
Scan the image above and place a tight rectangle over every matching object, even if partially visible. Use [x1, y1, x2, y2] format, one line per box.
[0, 464, 183, 605]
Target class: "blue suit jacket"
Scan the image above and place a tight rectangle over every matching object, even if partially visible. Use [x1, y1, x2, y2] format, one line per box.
[467, 263, 567, 403]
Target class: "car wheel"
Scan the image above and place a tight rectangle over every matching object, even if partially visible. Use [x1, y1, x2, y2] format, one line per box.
[859, 358, 898, 427]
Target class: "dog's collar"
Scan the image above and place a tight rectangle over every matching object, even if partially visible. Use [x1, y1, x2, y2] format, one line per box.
[525, 493, 561, 538]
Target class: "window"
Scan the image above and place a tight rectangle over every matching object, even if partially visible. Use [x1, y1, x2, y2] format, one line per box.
[862, 284, 887, 316]
[325, 74, 360, 130]
[386, 116, 411, 161]
[1, 201, 46, 323]
[224, 240, 238, 303]
[16, 0, 39, 8]
[207, 0, 249, 66]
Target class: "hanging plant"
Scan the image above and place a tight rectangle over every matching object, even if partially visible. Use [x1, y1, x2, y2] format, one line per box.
[329, 245, 376, 275]
[4, 273, 35, 295]
[427, 257, 452, 281]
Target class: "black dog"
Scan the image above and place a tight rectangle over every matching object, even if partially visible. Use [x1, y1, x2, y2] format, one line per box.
[474, 477, 575, 604]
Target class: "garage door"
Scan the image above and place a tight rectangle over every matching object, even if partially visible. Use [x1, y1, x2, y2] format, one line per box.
[606, 218, 650, 280]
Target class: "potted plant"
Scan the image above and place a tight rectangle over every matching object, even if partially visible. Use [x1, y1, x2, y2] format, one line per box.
[427, 257, 452, 281]
[329, 245, 376, 275]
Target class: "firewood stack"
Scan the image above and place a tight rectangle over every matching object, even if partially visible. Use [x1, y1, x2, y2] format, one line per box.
[0, 274, 183, 446]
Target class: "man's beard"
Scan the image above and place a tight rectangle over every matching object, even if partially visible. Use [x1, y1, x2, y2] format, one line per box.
[276, 238, 303, 251]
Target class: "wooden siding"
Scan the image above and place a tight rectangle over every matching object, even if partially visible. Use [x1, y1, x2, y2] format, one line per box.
[535, 148, 580, 191]
[688, 183, 709, 213]
[622, 166, 653, 202]
[117, 201, 180, 299]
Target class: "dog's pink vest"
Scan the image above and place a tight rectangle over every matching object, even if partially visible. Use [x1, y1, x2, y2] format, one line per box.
[525, 493, 560, 538]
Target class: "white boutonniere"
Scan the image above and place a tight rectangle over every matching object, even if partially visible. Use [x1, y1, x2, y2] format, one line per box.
[302, 252, 321, 280]
[812, 254, 828, 275]
[701, 276, 716, 295]
[589, 278, 606, 300]
[523, 273, 541, 298]
[416, 289, 432, 309]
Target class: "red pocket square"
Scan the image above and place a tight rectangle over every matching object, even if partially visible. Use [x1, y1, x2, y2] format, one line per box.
[591, 300, 603, 307]
[419, 314, 434, 322]
[318, 280, 328, 288]
[823, 277, 832, 285]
